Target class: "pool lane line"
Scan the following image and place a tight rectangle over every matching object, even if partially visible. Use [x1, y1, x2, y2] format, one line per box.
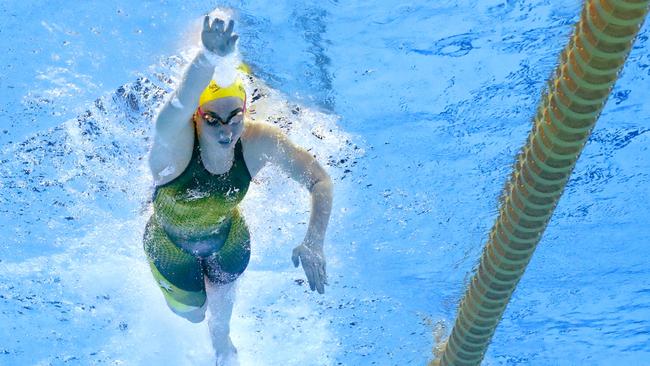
[431, 1, 650, 365]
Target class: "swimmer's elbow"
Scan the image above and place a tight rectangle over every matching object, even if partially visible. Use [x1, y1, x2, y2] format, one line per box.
[170, 94, 184, 109]
[309, 174, 333, 198]
[321, 174, 333, 194]
[154, 92, 193, 130]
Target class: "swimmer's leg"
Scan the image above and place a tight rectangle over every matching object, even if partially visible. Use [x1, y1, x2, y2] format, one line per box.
[203, 210, 251, 365]
[206, 279, 238, 366]
[143, 215, 208, 323]
[152, 263, 208, 323]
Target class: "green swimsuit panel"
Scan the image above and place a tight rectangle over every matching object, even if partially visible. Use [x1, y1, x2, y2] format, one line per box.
[153, 136, 251, 255]
[143, 136, 252, 310]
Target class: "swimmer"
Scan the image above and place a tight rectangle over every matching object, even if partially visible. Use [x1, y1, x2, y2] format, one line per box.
[143, 15, 332, 365]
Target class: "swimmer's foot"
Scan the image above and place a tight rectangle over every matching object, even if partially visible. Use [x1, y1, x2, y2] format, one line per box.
[215, 336, 239, 366]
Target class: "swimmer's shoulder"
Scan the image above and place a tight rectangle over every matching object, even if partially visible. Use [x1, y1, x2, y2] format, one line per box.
[242, 119, 289, 148]
[242, 119, 282, 140]
[241, 120, 285, 176]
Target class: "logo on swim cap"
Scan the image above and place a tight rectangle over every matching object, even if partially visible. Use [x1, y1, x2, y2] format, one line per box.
[198, 62, 251, 107]
[199, 79, 246, 107]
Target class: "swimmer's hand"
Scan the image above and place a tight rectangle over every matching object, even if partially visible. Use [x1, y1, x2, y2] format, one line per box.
[201, 15, 238, 56]
[292, 243, 327, 294]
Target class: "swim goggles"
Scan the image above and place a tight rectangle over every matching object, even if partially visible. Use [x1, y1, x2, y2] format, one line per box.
[197, 106, 244, 126]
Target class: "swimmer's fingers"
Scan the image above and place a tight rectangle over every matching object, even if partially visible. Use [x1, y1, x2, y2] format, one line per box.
[314, 257, 327, 293]
[306, 253, 325, 294]
[224, 19, 234, 36]
[225, 20, 238, 48]
[292, 246, 301, 268]
[314, 265, 325, 294]
[305, 263, 317, 292]
[297, 247, 317, 290]
[293, 244, 326, 294]
[320, 260, 328, 286]
[202, 17, 237, 56]
[203, 15, 210, 32]
[211, 18, 225, 33]
[228, 34, 239, 48]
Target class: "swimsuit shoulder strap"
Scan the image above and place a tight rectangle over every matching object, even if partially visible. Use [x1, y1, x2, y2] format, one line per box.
[233, 138, 251, 178]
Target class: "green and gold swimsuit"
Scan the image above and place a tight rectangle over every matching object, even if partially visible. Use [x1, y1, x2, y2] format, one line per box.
[143, 136, 252, 312]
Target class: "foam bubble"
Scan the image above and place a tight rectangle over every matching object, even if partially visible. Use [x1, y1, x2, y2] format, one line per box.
[211, 52, 242, 87]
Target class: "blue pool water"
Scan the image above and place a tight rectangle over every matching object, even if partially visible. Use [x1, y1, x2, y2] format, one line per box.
[1, 1, 649, 365]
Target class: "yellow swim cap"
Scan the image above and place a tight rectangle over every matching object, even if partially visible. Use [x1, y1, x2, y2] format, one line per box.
[198, 79, 246, 107]
[198, 63, 251, 107]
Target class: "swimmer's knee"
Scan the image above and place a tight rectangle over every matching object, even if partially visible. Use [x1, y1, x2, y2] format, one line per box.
[178, 308, 206, 323]
[169, 300, 207, 323]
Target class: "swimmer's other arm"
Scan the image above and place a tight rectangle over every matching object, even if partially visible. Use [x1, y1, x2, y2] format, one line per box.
[243, 123, 333, 294]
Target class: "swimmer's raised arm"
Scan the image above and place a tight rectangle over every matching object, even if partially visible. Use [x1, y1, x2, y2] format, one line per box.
[242, 123, 333, 294]
[149, 16, 238, 185]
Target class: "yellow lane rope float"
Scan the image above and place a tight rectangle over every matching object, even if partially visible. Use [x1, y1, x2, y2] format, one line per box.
[432, 1, 649, 365]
